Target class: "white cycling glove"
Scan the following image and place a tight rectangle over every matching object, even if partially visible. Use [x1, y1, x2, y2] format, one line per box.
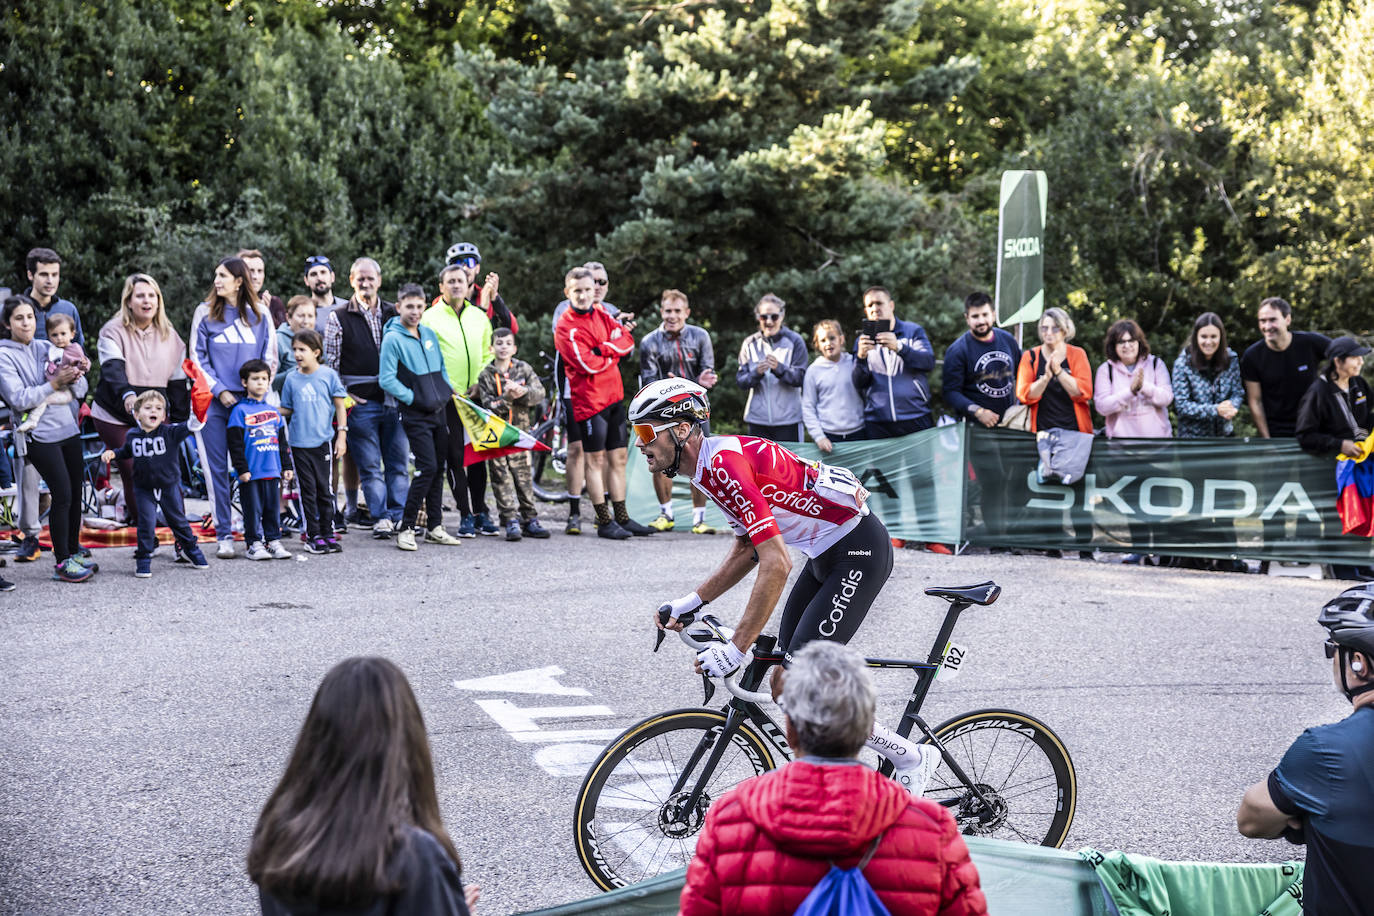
[697, 641, 749, 678]
[659, 591, 706, 625]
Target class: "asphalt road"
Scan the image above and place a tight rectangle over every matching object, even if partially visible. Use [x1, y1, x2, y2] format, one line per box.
[0, 514, 1345, 914]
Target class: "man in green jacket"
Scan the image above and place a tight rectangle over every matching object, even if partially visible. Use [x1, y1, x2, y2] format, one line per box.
[422, 264, 497, 536]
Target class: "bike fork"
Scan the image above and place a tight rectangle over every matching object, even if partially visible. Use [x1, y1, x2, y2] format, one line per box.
[667, 705, 753, 814]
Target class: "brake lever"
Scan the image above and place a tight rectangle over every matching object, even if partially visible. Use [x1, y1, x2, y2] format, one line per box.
[701, 673, 716, 704]
[653, 607, 697, 653]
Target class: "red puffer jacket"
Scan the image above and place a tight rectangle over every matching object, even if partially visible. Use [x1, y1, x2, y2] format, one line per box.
[680, 761, 987, 916]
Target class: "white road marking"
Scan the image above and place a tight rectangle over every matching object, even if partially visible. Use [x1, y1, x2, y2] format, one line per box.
[454, 665, 592, 696]
[474, 699, 614, 732]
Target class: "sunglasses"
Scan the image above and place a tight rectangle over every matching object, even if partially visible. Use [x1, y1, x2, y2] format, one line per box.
[1325, 640, 1341, 659]
[305, 256, 331, 268]
[758, 313, 782, 322]
[633, 421, 677, 446]
[448, 256, 479, 268]
[593, 278, 609, 286]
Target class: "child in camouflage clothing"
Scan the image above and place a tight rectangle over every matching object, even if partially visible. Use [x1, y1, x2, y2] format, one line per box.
[475, 328, 550, 540]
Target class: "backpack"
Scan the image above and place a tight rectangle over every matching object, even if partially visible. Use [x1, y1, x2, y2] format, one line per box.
[793, 833, 891, 916]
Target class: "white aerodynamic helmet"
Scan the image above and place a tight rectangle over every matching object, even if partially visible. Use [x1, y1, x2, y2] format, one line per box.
[628, 378, 711, 426]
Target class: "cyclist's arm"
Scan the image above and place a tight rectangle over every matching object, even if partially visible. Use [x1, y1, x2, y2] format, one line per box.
[723, 534, 791, 654]
[1237, 776, 1299, 838]
[696, 535, 759, 606]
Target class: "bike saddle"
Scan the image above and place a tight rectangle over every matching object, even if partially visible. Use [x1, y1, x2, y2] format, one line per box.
[924, 581, 1001, 606]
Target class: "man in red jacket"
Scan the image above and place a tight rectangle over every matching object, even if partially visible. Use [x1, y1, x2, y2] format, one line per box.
[681, 641, 987, 916]
[554, 266, 652, 539]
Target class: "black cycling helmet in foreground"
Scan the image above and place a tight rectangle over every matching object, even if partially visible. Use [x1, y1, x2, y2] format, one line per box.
[1319, 584, 1374, 699]
[629, 379, 710, 479]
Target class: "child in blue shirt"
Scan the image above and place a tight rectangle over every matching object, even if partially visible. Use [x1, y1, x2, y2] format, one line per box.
[101, 390, 210, 578]
[280, 329, 348, 554]
[228, 359, 294, 560]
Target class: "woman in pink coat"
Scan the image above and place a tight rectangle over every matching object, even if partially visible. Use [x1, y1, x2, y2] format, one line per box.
[1094, 319, 1173, 563]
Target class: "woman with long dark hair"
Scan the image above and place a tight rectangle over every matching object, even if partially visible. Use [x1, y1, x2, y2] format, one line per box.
[189, 257, 274, 558]
[1172, 313, 1243, 439]
[248, 657, 477, 915]
[0, 295, 94, 582]
[92, 274, 189, 529]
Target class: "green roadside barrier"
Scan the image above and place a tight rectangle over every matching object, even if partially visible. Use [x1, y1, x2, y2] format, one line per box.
[1080, 848, 1303, 916]
[625, 424, 1374, 564]
[518, 839, 1303, 915]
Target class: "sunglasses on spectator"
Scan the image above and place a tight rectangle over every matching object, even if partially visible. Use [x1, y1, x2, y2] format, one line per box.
[593, 278, 609, 286]
[305, 256, 331, 268]
[633, 421, 677, 446]
[449, 256, 479, 268]
[757, 312, 782, 322]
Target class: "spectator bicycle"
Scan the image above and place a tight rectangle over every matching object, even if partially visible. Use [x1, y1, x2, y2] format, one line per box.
[529, 350, 569, 503]
[572, 580, 1077, 890]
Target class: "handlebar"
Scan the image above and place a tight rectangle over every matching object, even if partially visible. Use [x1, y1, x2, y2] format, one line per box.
[654, 608, 777, 706]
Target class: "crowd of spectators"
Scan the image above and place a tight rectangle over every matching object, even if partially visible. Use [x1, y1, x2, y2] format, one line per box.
[0, 243, 1367, 587]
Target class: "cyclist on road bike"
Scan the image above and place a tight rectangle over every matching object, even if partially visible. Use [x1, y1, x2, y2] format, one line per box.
[632, 378, 939, 791]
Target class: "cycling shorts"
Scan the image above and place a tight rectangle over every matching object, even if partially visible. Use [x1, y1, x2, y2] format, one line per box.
[776, 511, 893, 660]
[561, 397, 582, 444]
[581, 401, 628, 453]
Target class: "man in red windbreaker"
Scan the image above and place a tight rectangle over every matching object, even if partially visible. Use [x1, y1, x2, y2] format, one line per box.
[680, 641, 986, 916]
[553, 266, 652, 539]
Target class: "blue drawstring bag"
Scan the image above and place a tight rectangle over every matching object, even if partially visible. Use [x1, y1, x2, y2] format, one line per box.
[793, 833, 891, 916]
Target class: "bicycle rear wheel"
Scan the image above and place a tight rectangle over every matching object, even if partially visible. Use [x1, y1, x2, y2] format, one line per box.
[923, 708, 1076, 847]
[573, 709, 779, 890]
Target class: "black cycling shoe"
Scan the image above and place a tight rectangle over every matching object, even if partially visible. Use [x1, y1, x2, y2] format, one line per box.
[597, 520, 632, 540]
[618, 518, 655, 537]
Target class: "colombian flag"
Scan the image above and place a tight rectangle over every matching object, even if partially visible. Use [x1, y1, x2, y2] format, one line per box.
[1336, 432, 1374, 536]
[452, 395, 550, 466]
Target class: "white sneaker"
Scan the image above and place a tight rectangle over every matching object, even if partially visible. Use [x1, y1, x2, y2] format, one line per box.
[372, 519, 396, 539]
[216, 538, 235, 559]
[245, 541, 272, 561]
[426, 526, 462, 546]
[267, 539, 292, 559]
[396, 528, 417, 551]
[894, 745, 942, 797]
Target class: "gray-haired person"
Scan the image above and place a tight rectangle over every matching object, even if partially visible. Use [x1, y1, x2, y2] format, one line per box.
[680, 641, 987, 916]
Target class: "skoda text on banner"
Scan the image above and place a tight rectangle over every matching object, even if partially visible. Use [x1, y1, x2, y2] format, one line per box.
[996, 170, 1048, 329]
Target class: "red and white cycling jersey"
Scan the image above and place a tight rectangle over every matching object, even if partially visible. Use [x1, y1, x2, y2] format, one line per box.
[692, 436, 869, 558]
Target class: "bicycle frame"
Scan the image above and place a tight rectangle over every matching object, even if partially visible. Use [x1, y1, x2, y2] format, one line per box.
[666, 596, 996, 819]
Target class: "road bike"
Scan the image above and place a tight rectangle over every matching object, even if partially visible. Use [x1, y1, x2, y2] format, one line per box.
[529, 350, 569, 503]
[572, 580, 1077, 890]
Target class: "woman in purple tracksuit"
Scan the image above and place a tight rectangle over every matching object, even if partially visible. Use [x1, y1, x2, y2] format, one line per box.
[190, 257, 275, 558]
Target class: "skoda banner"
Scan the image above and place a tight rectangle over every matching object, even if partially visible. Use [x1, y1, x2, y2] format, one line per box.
[996, 170, 1048, 329]
[626, 426, 1374, 565]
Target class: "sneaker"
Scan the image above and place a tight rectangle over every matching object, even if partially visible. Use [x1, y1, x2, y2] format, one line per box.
[245, 541, 272, 561]
[691, 522, 717, 535]
[396, 528, 417, 551]
[333, 512, 348, 536]
[565, 514, 582, 536]
[185, 546, 210, 569]
[925, 543, 954, 556]
[303, 538, 329, 555]
[475, 512, 500, 536]
[619, 518, 655, 537]
[14, 536, 40, 563]
[0, 575, 14, 592]
[52, 557, 94, 582]
[346, 508, 375, 530]
[372, 519, 396, 539]
[1078, 549, 1096, 562]
[597, 519, 632, 540]
[173, 542, 192, 564]
[1121, 553, 1144, 565]
[894, 745, 942, 797]
[72, 549, 99, 572]
[522, 518, 551, 539]
[505, 519, 523, 541]
[217, 538, 236, 559]
[326, 538, 343, 554]
[135, 557, 152, 578]
[649, 511, 676, 532]
[426, 526, 462, 546]
[267, 539, 292, 559]
[457, 515, 477, 538]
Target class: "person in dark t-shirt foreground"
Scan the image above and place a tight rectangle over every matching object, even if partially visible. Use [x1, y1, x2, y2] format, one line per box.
[249, 656, 479, 916]
[1238, 584, 1374, 916]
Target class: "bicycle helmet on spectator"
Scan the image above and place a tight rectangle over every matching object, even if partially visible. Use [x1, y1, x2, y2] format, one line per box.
[629, 379, 710, 478]
[1319, 584, 1374, 698]
[446, 242, 481, 266]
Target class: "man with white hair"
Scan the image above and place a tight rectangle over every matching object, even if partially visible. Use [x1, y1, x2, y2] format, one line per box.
[681, 641, 987, 916]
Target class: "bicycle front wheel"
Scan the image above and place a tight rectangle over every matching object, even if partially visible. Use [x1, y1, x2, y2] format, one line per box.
[573, 709, 780, 890]
[924, 708, 1076, 848]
